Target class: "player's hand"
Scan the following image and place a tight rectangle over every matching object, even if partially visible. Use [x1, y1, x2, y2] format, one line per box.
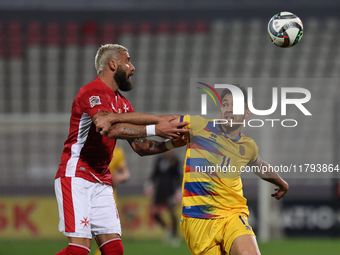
[155, 116, 190, 139]
[171, 134, 188, 148]
[271, 180, 289, 200]
[94, 113, 117, 135]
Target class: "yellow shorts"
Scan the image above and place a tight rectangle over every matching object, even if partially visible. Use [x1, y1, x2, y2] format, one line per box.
[180, 213, 255, 255]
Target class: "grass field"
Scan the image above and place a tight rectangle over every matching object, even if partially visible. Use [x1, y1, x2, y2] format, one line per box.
[1, 238, 340, 255]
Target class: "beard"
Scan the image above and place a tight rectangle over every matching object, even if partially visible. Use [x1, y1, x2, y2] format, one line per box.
[114, 66, 133, 92]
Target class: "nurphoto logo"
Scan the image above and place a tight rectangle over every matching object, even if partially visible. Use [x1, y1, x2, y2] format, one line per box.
[198, 83, 312, 128]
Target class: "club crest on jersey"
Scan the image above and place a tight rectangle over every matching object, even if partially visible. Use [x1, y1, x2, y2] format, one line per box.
[89, 96, 101, 108]
[239, 145, 245, 156]
[123, 103, 129, 112]
[209, 133, 217, 141]
[118, 108, 122, 113]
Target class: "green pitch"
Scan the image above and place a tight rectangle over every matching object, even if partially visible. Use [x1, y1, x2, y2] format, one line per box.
[0, 238, 340, 255]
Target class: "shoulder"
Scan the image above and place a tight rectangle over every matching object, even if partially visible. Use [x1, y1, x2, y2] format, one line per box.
[182, 114, 206, 123]
[80, 79, 103, 92]
[77, 80, 103, 97]
[238, 134, 258, 162]
[240, 133, 255, 142]
[187, 115, 212, 133]
[239, 133, 258, 150]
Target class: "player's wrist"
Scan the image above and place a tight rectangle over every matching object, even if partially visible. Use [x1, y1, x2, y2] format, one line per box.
[105, 112, 120, 125]
[156, 115, 169, 124]
[146, 124, 156, 137]
[280, 179, 289, 190]
[111, 112, 123, 124]
[275, 178, 289, 190]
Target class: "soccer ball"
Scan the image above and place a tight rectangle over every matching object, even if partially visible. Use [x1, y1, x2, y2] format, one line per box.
[267, 11, 304, 48]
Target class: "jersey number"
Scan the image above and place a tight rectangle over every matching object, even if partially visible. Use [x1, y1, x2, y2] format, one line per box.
[221, 156, 231, 173]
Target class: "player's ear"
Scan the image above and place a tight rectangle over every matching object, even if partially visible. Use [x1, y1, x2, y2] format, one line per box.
[108, 59, 117, 72]
[244, 108, 252, 119]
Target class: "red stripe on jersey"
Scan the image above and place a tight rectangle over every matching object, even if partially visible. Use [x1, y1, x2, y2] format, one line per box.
[182, 189, 199, 197]
[182, 212, 190, 217]
[185, 164, 197, 173]
[61, 177, 75, 233]
[190, 143, 205, 150]
[185, 164, 191, 173]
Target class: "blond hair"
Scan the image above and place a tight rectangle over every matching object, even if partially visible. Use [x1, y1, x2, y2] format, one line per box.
[94, 44, 128, 75]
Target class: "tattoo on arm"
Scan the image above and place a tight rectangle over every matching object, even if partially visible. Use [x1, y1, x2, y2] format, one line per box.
[149, 140, 157, 148]
[149, 140, 166, 151]
[113, 126, 169, 156]
[136, 138, 147, 146]
[107, 123, 147, 139]
[128, 138, 168, 156]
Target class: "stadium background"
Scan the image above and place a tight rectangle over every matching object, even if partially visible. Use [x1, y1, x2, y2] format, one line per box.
[1, 0, 340, 254]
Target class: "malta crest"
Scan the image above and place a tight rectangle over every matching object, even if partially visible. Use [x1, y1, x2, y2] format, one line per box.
[123, 103, 129, 112]
[239, 145, 245, 156]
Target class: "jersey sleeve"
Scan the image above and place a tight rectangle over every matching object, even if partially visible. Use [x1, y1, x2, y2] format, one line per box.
[249, 141, 259, 164]
[180, 115, 209, 134]
[80, 89, 113, 118]
[180, 115, 190, 129]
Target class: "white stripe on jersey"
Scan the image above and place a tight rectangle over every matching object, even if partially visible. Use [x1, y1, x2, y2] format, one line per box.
[65, 113, 92, 177]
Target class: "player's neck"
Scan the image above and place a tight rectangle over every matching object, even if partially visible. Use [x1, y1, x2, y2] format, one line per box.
[221, 125, 242, 140]
[98, 73, 119, 92]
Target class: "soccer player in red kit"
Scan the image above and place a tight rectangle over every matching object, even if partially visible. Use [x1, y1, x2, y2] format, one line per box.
[55, 44, 189, 255]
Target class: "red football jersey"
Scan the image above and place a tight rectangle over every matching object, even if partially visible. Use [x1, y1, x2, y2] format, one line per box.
[56, 77, 134, 185]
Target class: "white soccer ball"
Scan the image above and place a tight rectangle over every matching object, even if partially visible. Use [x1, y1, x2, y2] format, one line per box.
[267, 11, 304, 48]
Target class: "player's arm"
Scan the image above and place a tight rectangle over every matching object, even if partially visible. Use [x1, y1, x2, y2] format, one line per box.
[127, 135, 187, 157]
[248, 155, 289, 200]
[94, 111, 180, 135]
[92, 113, 188, 139]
